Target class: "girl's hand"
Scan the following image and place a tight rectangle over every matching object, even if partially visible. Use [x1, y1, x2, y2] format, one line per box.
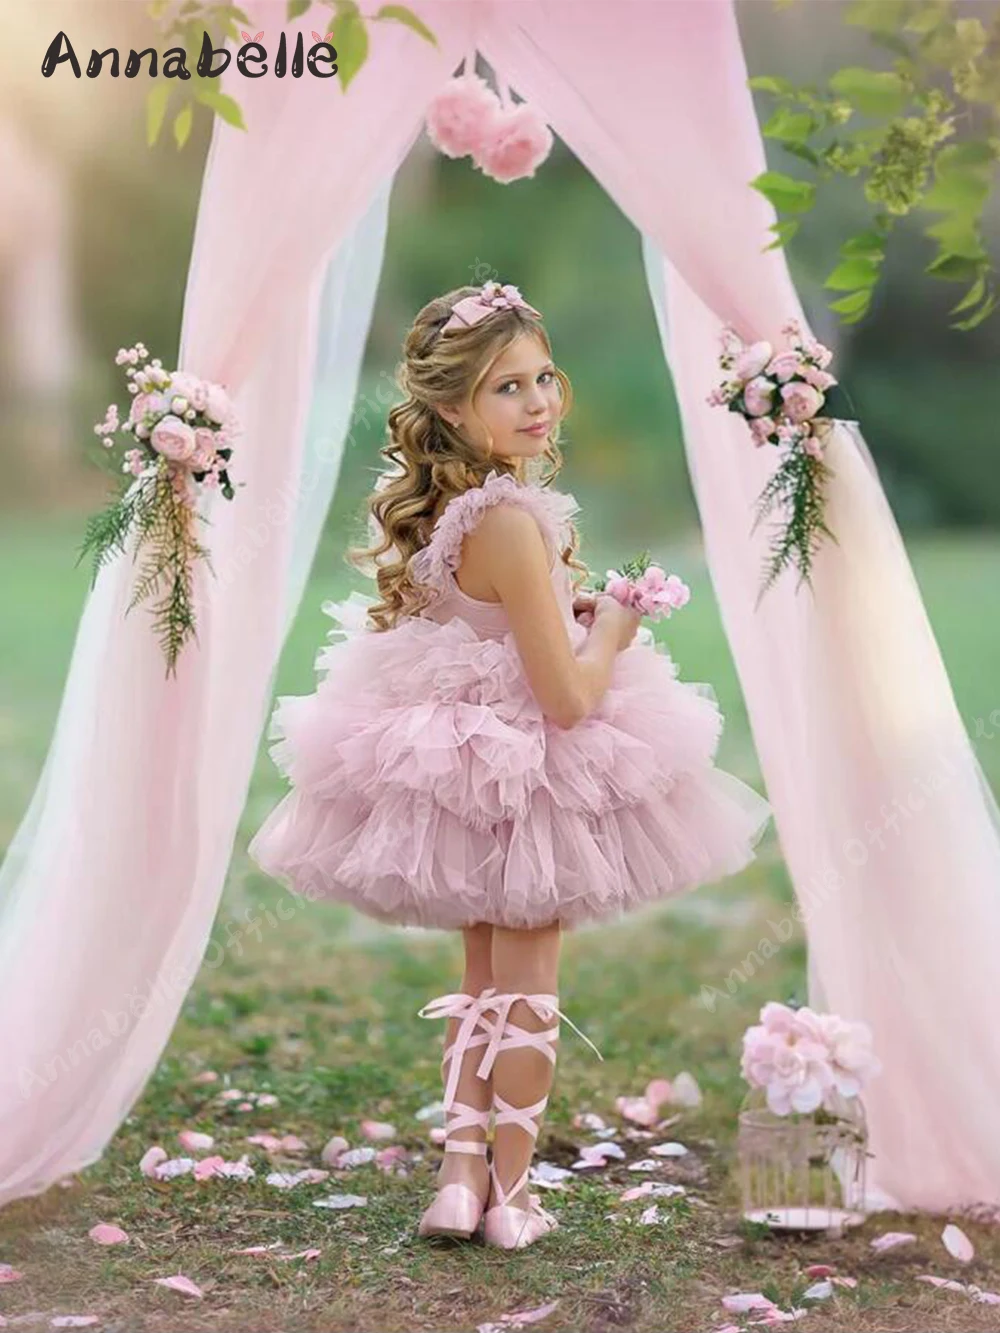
[593, 593, 643, 652]
[572, 589, 598, 627]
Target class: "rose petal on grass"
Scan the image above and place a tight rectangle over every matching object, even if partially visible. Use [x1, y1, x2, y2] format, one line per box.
[320, 1135, 350, 1165]
[233, 1242, 285, 1255]
[916, 1274, 970, 1292]
[942, 1223, 974, 1263]
[153, 1157, 196, 1180]
[649, 1141, 688, 1157]
[721, 1293, 776, 1314]
[337, 1147, 377, 1168]
[246, 1134, 284, 1152]
[276, 1248, 322, 1262]
[615, 1096, 657, 1126]
[804, 1264, 835, 1278]
[50, 1318, 101, 1328]
[639, 1205, 662, 1225]
[178, 1130, 215, 1153]
[360, 1120, 396, 1142]
[152, 1274, 204, 1298]
[265, 1169, 329, 1189]
[870, 1230, 916, 1253]
[429, 1127, 447, 1145]
[803, 1280, 832, 1300]
[644, 1078, 673, 1109]
[830, 1276, 858, 1289]
[0, 1263, 25, 1283]
[626, 1158, 661, 1172]
[749, 1309, 808, 1325]
[255, 1094, 279, 1107]
[312, 1194, 368, 1209]
[192, 1070, 219, 1084]
[88, 1223, 129, 1245]
[572, 1112, 608, 1132]
[669, 1071, 702, 1107]
[217, 1089, 246, 1102]
[139, 1146, 168, 1177]
[193, 1156, 227, 1181]
[280, 1135, 308, 1154]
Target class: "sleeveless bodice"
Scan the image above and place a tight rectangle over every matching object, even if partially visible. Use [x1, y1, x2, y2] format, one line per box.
[409, 470, 582, 642]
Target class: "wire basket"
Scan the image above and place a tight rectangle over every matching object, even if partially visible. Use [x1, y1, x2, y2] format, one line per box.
[737, 1086, 869, 1233]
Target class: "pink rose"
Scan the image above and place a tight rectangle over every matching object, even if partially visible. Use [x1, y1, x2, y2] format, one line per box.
[765, 351, 803, 383]
[204, 383, 233, 426]
[802, 365, 837, 392]
[169, 371, 210, 413]
[780, 381, 824, 423]
[604, 571, 636, 607]
[801, 431, 824, 460]
[150, 414, 197, 464]
[190, 427, 218, 471]
[129, 390, 171, 425]
[749, 416, 775, 447]
[733, 340, 773, 381]
[743, 376, 776, 418]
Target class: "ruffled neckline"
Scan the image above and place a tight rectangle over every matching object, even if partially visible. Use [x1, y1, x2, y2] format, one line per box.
[409, 469, 580, 596]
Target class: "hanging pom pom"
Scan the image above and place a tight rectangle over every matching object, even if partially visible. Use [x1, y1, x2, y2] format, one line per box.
[425, 73, 502, 160]
[474, 103, 553, 184]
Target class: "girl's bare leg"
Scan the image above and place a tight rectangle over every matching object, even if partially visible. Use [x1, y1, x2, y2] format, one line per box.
[434, 921, 493, 1201]
[488, 921, 563, 1212]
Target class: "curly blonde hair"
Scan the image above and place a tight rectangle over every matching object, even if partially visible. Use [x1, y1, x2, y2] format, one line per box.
[345, 284, 590, 632]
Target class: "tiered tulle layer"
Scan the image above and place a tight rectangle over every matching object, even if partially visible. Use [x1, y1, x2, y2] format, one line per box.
[247, 607, 772, 930]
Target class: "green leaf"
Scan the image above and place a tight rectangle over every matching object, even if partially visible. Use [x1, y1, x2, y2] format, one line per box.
[829, 289, 872, 320]
[146, 83, 171, 147]
[828, 67, 909, 116]
[762, 107, 817, 144]
[173, 103, 193, 149]
[781, 141, 822, 168]
[952, 291, 996, 331]
[332, 10, 368, 90]
[840, 229, 887, 258]
[924, 217, 987, 260]
[764, 218, 800, 251]
[922, 169, 990, 213]
[824, 256, 881, 289]
[926, 251, 983, 281]
[372, 4, 437, 44]
[287, 0, 311, 17]
[750, 170, 816, 213]
[194, 87, 247, 130]
[844, 1, 909, 36]
[949, 273, 986, 314]
[748, 74, 796, 98]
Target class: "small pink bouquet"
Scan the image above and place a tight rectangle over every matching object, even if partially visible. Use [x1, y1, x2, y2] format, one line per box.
[76, 342, 241, 677]
[591, 551, 690, 622]
[709, 319, 844, 605]
[741, 1000, 881, 1119]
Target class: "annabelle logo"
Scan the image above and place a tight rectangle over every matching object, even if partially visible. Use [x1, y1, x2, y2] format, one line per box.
[41, 29, 339, 79]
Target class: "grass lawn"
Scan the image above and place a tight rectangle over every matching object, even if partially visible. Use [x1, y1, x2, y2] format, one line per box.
[1, 513, 999, 1332]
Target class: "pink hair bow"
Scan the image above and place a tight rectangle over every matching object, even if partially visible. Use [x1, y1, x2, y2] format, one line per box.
[442, 281, 541, 333]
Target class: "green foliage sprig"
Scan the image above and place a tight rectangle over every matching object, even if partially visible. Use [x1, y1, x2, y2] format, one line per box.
[751, 0, 1000, 330]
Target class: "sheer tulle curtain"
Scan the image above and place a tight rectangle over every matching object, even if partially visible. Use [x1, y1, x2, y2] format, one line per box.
[0, 0, 469, 1208]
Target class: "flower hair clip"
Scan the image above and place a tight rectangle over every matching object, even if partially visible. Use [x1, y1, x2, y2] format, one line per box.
[441, 281, 541, 333]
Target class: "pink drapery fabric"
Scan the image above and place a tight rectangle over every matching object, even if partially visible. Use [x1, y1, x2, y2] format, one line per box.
[1, 0, 998, 1216]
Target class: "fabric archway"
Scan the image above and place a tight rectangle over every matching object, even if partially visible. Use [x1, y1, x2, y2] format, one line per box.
[2, 0, 999, 1220]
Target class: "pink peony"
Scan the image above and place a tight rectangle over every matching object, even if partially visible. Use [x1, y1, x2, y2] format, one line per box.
[743, 376, 776, 418]
[765, 351, 803, 383]
[815, 1013, 882, 1097]
[190, 427, 218, 471]
[150, 415, 197, 464]
[475, 103, 553, 183]
[780, 381, 824, 424]
[604, 570, 636, 607]
[763, 1040, 834, 1116]
[733, 341, 773, 381]
[801, 431, 825, 460]
[759, 1001, 800, 1036]
[425, 73, 501, 159]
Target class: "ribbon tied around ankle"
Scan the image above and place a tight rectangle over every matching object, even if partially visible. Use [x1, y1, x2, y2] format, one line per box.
[472, 987, 604, 1084]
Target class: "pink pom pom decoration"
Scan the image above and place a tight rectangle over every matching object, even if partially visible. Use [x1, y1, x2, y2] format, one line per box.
[474, 102, 553, 183]
[425, 72, 501, 160]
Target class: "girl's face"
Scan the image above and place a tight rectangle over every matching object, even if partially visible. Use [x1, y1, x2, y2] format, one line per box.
[439, 333, 563, 462]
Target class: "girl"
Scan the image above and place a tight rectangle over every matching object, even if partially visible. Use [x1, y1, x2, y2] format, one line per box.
[248, 280, 771, 1250]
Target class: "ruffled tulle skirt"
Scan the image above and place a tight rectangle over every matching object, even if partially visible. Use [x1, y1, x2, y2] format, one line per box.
[247, 596, 772, 931]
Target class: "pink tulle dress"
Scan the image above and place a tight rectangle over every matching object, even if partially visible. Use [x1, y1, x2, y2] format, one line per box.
[247, 469, 772, 931]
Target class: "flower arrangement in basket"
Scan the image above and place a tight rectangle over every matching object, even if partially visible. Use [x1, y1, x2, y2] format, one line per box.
[76, 343, 241, 678]
[737, 1001, 881, 1232]
[709, 319, 853, 608]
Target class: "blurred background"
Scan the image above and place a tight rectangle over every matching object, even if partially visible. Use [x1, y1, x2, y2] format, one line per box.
[2, 0, 999, 852]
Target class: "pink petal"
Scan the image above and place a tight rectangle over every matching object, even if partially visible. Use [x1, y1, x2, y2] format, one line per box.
[942, 1222, 975, 1263]
[644, 1078, 673, 1110]
[276, 1247, 322, 1262]
[280, 1135, 309, 1153]
[153, 1274, 204, 1298]
[321, 1134, 350, 1165]
[191, 1070, 219, 1084]
[721, 1293, 776, 1313]
[360, 1120, 396, 1142]
[233, 1242, 284, 1255]
[193, 1155, 227, 1181]
[88, 1223, 129, 1245]
[139, 1145, 168, 1177]
[500, 1299, 561, 1326]
[178, 1130, 215, 1153]
[51, 1320, 101, 1328]
[246, 1134, 284, 1152]
[804, 1264, 835, 1278]
[973, 1290, 1000, 1304]
[916, 1274, 969, 1292]
[870, 1230, 916, 1253]
[830, 1276, 858, 1289]
[0, 1264, 24, 1283]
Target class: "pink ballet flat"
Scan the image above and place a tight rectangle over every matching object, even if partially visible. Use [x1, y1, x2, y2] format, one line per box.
[416, 989, 497, 1240]
[473, 989, 602, 1250]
